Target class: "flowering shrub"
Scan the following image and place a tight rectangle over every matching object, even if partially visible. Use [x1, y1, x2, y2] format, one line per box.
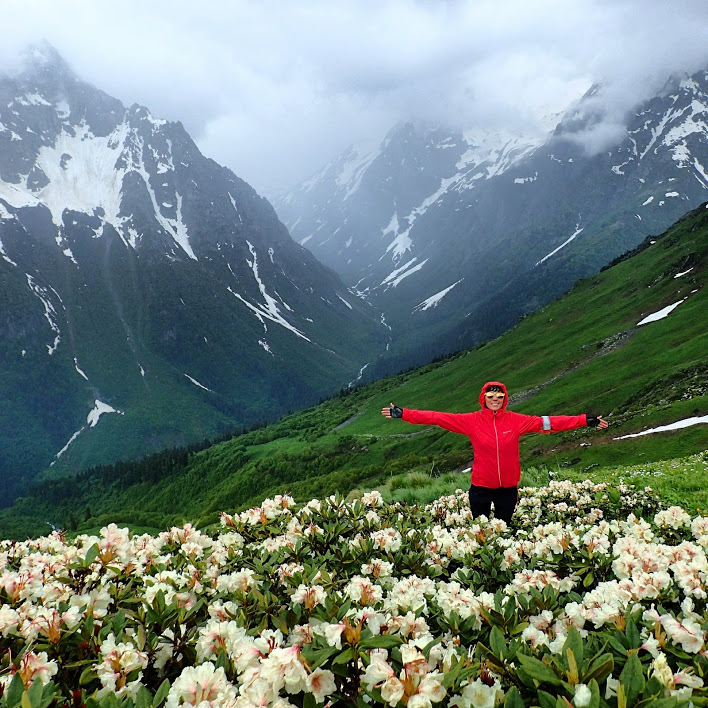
[1, 481, 707, 707]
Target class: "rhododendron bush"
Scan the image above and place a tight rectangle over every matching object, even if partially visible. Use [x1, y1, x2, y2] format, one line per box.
[1, 479, 708, 708]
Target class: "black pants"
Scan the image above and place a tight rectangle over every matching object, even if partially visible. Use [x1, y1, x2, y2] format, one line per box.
[468, 484, 518, 522]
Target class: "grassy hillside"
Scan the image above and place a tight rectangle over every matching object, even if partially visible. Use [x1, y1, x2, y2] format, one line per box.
[2, 203, 706, 539]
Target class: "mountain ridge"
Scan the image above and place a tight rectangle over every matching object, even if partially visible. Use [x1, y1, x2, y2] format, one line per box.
[0, 45, 387, 500]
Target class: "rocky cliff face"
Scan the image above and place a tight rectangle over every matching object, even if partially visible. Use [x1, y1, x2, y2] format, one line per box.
[0, 45, 387, 499]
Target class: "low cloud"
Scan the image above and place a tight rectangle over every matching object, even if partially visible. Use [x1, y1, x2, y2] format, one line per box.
[2, 0, 708, 196]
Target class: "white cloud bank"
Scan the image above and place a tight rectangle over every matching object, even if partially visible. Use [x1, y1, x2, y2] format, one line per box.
[2, 0, 708, 196]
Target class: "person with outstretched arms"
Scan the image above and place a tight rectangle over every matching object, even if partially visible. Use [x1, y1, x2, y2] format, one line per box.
[381, 381, 609, 522]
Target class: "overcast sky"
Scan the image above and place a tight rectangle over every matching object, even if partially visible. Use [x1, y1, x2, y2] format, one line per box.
[3, 0, 708, 197]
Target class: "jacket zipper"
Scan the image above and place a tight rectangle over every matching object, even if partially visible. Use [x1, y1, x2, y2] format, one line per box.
[493, 412, 502, 486]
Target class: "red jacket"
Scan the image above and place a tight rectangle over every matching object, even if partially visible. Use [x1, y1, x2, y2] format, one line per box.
[401, 381, 587, 488]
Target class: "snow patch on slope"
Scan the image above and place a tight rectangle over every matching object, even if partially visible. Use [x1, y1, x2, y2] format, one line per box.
[228, 241, 311, 342]
[637, 298, 686, 326]
[615, 415, 708, 439]
[413, 279, 463, 312]
[381, 257, 429, 288]
[87, 399, 122, 427]
[1, 118, 198, 261]
[336, 142, 381, 201]
[52, 399, 123, 464]
[536, 223, 584, 266]
[184, 374, 213, 392]
[26, 274, 61, 354]
[32, 120, 129, 227]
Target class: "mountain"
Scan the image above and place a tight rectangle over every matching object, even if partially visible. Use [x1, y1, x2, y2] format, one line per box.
[275, 71, 708, 376]
[0, 44, 387, 501]
[1, 199, 705, 538]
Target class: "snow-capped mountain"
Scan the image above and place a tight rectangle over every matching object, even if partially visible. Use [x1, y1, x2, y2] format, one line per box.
[276, 122, 543, 283]
[0, 45, 386, 499]
[275, 71, 708, 377]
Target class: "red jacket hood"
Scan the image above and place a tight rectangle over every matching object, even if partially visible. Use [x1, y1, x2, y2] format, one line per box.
[479, 381, 508, 411]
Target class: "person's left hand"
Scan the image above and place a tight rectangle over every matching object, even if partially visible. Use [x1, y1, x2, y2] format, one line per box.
[587, 415, 609, 429]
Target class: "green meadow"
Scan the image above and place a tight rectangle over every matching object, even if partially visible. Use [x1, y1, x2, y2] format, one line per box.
[1, 203, 706, 539]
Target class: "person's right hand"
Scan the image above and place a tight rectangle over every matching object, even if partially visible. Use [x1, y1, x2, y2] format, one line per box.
[382, 403, 403, 418]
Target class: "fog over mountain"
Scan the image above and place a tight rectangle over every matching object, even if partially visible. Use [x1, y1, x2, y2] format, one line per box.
[276, 68, 708, 376]
[2, 0, 708, 196]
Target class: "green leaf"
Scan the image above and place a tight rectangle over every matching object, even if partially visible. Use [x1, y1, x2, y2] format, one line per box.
[537, 690, 558, 708]
[99, 693, 121, 708]
[5, 672, 24, 708]
[607, 634, 630, 655]
[63, 659, 101, 670]
[302, 693, 317, 708]
[517, 653, 563, 687]
[271, 614, 290, 635]
[84, 543, 99, 566]
[583, 571, 595, 588]
[511, 621, 529, 636]
[625, 617, 641, 649]
[503, 687, 526, 708]
[301, 646, 339, 669]
[618, 653, 645, 707]
[112, 609, 127, 637]
[490, 626, 507, 660]
[26, 679, 43, 708]
[441, 657, 465, 690]
[635, 699, 687, 708]
[38, 686, 59, 708]
[153, 679, 171, 708]
[332, 648, 354, 665]
[587, 679, 601, 708]
[79, 667, 98, 687]
[643, 675, 664, 698]
[566, 648, 580, 685]
[359, 634, 403, 650]
[563, 627, 584, 666]
[583, 654, 614, 685]
[134, 687, 152, 708]
[214, 652, 229, 672]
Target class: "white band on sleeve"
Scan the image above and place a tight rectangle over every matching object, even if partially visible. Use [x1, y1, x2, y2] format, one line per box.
[542, 415, 551, 431]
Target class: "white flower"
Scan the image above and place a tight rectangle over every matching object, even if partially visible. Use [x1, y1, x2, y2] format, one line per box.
[6, 651, 58, 689]
[380, 676, 405, 705]
[96, 634, 149, 698]
[291, 584, 327, 610]
[415, 673, 446, 704]
[361, 491, 384, 507]
[166, 662, 237, 708]
[319, 622, 346, 649]
[641, 634, 661, 657]
[362, 657, 395, 689]
[655, 507, 691, 530]
[345, 576, 383, 606]
[216, 569, 258, 594]
[660, 614, 705, 653]
[650, 652, 674, 687]
[0, 606, 20, 637]
[449, 678, 500, 708]
[306, 668, 336, 703]
[258, 646, 308, 695]
[574, 683, 592, 707]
